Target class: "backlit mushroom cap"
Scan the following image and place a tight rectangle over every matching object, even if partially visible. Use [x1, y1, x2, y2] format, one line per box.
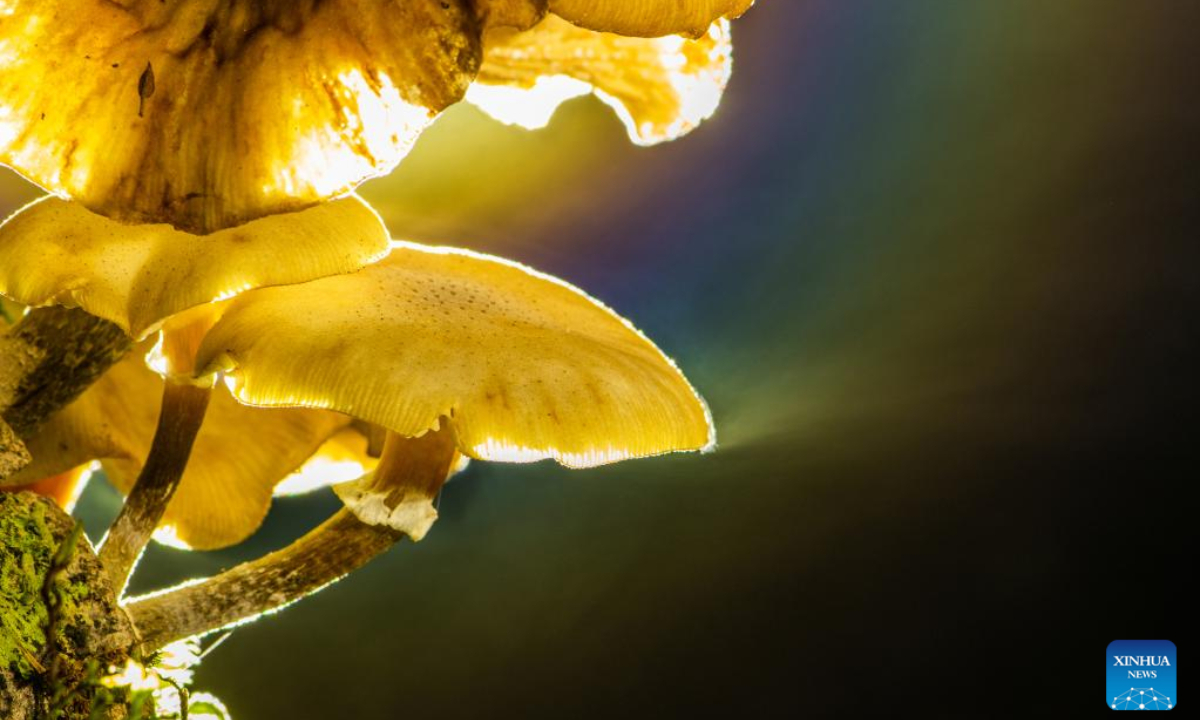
[548, 0, 755, 38]
[0, 0, 479, 232]
[1, 2, 753, 232]
[469, 14, 732, 145]
[196, 242, 714, 469]
[0, 195, 389, 339]
[3, 352, 349, 549]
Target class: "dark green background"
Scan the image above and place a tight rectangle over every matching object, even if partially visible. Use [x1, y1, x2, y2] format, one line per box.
[2, 1, 1194, 716]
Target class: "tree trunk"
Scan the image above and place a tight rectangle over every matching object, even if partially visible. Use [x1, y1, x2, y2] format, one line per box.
[0, 307, 130, 480]
[0, 492, 137, 719]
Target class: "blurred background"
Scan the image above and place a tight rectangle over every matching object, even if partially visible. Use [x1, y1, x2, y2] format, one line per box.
[2, 1, 1195, 716]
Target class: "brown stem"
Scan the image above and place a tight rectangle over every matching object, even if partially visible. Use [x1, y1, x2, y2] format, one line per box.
[127, 509, 403, 651]
[126, 425, 458, 652]
[0, 307, 130, 478]
[98, 382, 211, 596]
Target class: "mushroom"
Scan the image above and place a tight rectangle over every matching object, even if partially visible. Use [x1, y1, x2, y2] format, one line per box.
[0, 0, 758, 678]
[0, 0, 479, 233]
[124, 240, 711, 649]
[1, 0, 751, 456]
[1, 1, 749, 234]
[0, 194, 392, 589]
[198, 242, 712, 466]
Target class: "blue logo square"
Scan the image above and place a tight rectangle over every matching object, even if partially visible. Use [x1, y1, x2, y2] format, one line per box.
[1108, 640, 1176, 710]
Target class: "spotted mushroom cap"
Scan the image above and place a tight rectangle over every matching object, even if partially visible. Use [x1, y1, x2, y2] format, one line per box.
[196, 241, 714, 469]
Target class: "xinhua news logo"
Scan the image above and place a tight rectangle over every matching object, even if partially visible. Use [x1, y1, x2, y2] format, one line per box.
[1108, 640, 1176, 711]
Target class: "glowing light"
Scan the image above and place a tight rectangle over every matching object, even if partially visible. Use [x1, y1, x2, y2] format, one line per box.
[470, 18, 732, 146]
[152, 524, 195, 551]
[101, 638, 225, 717]
[102, 659, 159, 692]
[275, 456, 370, 497]
[188, 692, 233, 720]
[61, 462, 98, 514]
[450, 454, 471, 477]
[466, 75, 591, 130]
[471, 437, 638, 469]
[212, 282, 255, 302]
[144, 333, 171, 376]
[282, 68, 432, 199]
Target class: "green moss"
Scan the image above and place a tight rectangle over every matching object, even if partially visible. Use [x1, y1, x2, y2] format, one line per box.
[0, 494, 90, 680]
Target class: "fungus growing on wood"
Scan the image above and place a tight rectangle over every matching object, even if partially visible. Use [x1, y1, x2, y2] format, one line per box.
[0, 0, 759, 713]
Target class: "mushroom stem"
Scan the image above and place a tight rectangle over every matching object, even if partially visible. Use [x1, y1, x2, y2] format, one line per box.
[126, 508, 403, 652]
[98, 382, 211, 595]
[0, 307, 130, 478]
[125, 426, 458, 652]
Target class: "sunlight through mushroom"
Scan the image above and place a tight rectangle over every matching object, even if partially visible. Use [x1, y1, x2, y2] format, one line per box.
[0, 1, 759, 714]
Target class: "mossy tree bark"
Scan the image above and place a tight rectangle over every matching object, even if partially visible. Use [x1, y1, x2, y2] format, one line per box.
[0, 492, 136, 719]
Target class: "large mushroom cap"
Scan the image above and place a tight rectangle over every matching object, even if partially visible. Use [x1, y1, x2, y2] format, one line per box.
[196, 241, 714, 468]
[0, 0, 479, 232]
[0, 195, 390, 339]
[1, 1, 754, 232]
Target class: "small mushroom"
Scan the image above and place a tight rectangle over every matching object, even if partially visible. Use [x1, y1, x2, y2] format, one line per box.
[0, 195, 390, 340]
[469, 14, 734, 145]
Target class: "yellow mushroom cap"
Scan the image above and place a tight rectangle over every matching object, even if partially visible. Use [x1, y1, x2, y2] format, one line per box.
[0, 0, 479, 232]
[470, 15, 733, 145]
[3, 353, 349, 550]
[548, 0, 755, 39]
[0, 195, 390, 340]
[196, 241, 714, 469]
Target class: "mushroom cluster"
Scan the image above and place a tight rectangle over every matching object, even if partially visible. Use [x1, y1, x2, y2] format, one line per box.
[0, 0, 755, 707]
